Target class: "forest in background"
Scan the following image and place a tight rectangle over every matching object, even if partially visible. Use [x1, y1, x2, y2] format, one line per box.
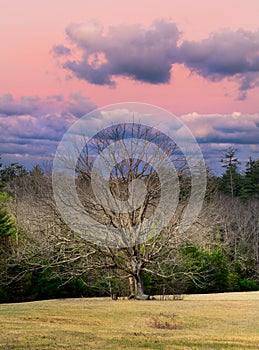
[0, 147, 259, 303]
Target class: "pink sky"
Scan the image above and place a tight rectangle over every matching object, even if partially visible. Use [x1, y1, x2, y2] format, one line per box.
[1, 0, 259, 113]
[1, 0, 259, 169]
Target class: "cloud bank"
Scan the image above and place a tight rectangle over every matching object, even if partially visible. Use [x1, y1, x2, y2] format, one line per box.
[1, 94, 258, 170]
[54, 20, 259, 99]
[0, 94, 96, 167]
[180, 112, 259, 172]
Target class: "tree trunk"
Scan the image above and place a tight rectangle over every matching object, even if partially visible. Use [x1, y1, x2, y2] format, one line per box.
[132, 271, 149, 300]
[129, 276, 134, 295]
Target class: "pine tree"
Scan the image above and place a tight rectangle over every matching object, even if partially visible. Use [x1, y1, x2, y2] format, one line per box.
[220, 148, 242, 197]
[0, 156, 26, 190]
[243, 158, 259, 199]
[0, 192, 16, 238]
[0, 207, 16, 238]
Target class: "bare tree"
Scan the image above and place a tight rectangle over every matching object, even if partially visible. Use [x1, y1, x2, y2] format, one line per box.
[51, 122, 206, 298]
[202, 192, 259, 278]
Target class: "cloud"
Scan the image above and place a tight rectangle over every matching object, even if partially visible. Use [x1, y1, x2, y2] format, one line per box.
[1, 94, 258, 170]
[179, 29, 259, 99]
[52, 44, 71, 56]
[67, 93, 97, 118]
[59, 20, 181, 86]
[0, 94, 96, 166]
[180, 112, 259, 144]
[0, 94, 40, 116]
[46, 94, 64, 102]
[55, 21, 259, 98]
[179, 112, 259, 172]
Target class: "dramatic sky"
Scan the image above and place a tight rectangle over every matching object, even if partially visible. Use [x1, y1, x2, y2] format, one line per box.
[1, 0, 259, 173]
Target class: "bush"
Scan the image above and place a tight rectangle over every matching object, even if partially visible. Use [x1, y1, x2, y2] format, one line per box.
[179, 245, 230, 293]
[238, 279, 259, 291]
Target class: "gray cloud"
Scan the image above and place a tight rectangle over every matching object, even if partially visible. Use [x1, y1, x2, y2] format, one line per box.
[52, 44, 71, 56]
[55, 21, 259, 98]
[1, 94, 258, 169]
[0, 94, 40, 116]
[180, 112, 259, 144]
[67, 93, 97, 118]
[179, 112, 259, 173]
[0, 94, 96, 166]
[61, 20, 181, 86]
[179, 29, 259, 99]
[46, 94, 64, 102]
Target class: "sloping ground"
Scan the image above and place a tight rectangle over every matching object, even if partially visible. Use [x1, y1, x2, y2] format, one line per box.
[0, 292, 259, 350]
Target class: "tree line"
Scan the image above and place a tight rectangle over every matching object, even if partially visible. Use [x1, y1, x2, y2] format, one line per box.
[0, 139, 259, 302]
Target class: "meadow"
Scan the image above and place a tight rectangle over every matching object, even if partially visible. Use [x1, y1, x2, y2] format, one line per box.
[0, 292, 259, 350]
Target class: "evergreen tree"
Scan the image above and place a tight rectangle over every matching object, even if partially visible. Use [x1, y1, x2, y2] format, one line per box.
[242, 158, 259, 198]
[0, 192, 16, 238]
[220, 148, 242, 197]
[0, 207, 16, 238]
[0, 157, 26, 190]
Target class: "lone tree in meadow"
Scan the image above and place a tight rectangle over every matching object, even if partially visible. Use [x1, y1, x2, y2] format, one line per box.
[52, 122, 206, 299]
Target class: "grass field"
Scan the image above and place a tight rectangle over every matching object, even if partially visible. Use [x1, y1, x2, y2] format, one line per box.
[0, 292, 259, 349]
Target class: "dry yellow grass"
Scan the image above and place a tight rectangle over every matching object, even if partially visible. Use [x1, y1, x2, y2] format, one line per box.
[0, 292, 259, 349]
